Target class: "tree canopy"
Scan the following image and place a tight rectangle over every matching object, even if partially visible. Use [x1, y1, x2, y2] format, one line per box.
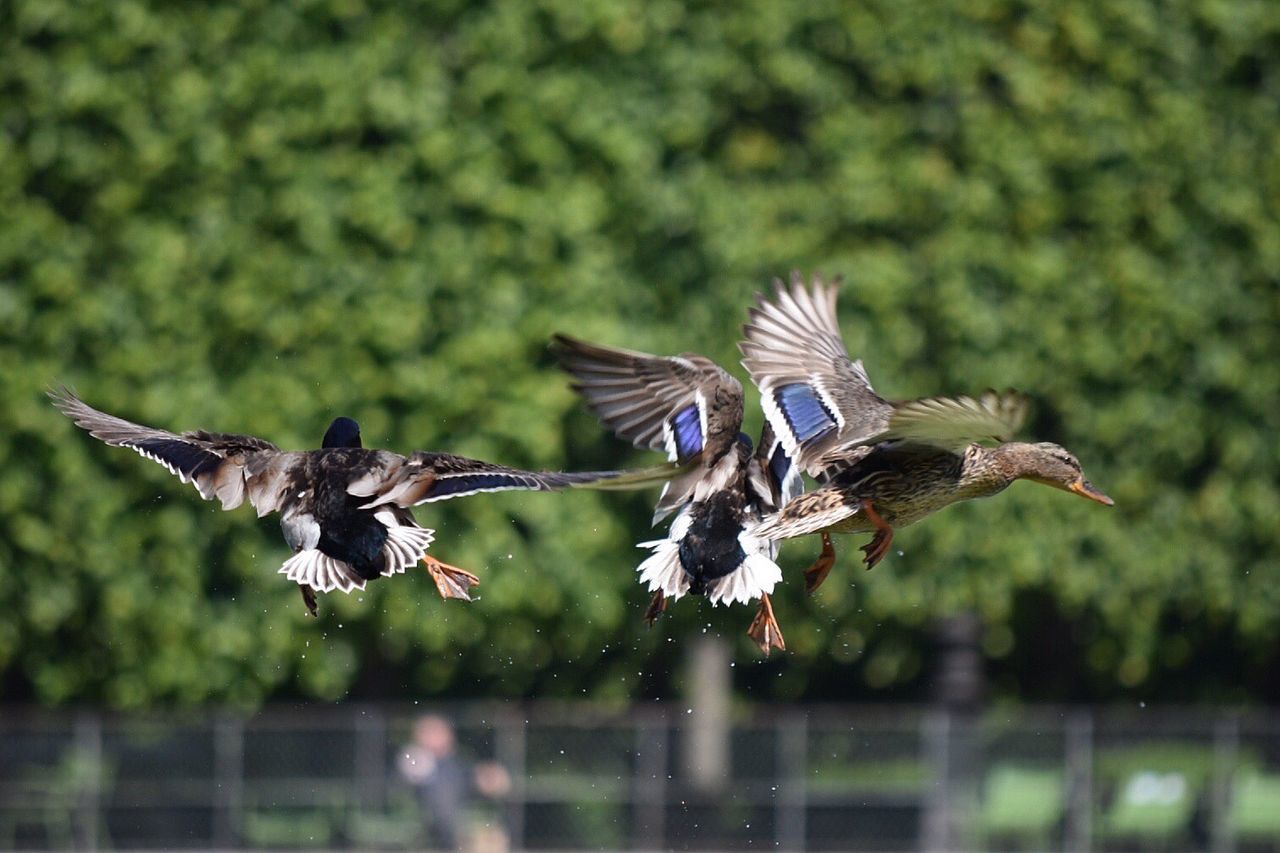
[2, 0, 1278, 707]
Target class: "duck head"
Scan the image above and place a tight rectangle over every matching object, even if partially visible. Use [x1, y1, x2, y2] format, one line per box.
[322, 417, 363, 449]
[1003, 442, 1113, 506]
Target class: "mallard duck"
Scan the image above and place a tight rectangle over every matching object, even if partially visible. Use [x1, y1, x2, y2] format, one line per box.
[739, 273, 1113, 591]
[550, 334, 799, 654]
[51, 389, 612, 615]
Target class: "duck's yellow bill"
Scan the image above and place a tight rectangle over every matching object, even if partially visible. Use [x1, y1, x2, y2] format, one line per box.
[1070, 478, 1114, 506]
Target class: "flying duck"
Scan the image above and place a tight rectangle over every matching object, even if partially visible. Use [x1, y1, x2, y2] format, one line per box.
[739, 273, 1113, 592]
[551, 334, 800, 654]
[51, 389, 612, 614]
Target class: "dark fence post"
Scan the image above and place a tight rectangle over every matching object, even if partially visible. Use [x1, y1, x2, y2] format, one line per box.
[73, 712, 103, 851]
[922, 612, 984, 851]
[213, 714, 245, 848]
[682, 636, 732, 792]
[1066, 709, 1093, 852]
[776, 710, 808, 851]
[497, 707, 526, 850]
[1212, 715, 1239, 853]
[634, 710, 668, 849]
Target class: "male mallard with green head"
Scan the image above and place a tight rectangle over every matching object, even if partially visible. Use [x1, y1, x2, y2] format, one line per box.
[739, 274, 1113, 592]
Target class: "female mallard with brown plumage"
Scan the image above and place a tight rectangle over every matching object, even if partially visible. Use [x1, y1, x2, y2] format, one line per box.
[739, 274, 1113, 592]
[551, 334, 800, 653]
[51, 390, 622, 615]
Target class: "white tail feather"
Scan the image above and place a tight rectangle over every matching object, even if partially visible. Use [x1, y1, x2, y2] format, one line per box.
[705, 554, 782, 606]
[635, 538, 690, 600]
[278, 514, 437, 593]
[706, 527, 783, 606]
[278, 550, 366, 594]
[637, 514, 783, 607]
[375, 511, 436, 578]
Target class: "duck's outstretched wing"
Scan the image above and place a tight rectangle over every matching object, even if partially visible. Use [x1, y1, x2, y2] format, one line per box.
[741, 273, 1028, 467]
[881, 391, 1029, 452]
[740, 272, 895, 476]
[550, 334, 744, 464]
[50, 389, 298, 514]
[347, 451, 614, 508]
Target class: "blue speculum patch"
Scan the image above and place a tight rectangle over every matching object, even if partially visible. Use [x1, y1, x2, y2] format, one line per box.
[672, 405, 704, 459]
[776, 384, 836, 443]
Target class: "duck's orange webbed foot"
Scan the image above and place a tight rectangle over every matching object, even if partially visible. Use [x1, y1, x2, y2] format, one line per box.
[804, 532, 837, 594]
[858, 499, 895, 569]
[422, 554, 481, 601]
[746, 594, 787, 656]
[643, 590, 668, 625]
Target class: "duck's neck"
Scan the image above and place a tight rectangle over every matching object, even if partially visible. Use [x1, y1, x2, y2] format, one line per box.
[960, 444, 1024, 497]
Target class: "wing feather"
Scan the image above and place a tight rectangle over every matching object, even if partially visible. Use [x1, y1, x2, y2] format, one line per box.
[50, 389, 283, 512]
[740, 272, 893, 474]
[884, 390, 1029, 450]
[551, 334, 744, 463]
[741, 275, 1029, 466]
[351, 451, 601, 509]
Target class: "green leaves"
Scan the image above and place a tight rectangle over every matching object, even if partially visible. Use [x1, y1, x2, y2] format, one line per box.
[3, 0, 1278, 706]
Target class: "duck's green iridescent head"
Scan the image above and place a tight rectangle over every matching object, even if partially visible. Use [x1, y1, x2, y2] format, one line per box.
[322, 417, 362, 449]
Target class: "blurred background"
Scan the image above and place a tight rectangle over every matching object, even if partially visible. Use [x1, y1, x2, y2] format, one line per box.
[2, 0, 1278, 849]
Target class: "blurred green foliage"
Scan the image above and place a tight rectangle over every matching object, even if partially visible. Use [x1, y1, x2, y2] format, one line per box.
[1, 0, 1277, 707]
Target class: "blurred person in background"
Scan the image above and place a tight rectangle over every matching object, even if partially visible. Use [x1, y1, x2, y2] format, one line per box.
[398, 714, 511, 851]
